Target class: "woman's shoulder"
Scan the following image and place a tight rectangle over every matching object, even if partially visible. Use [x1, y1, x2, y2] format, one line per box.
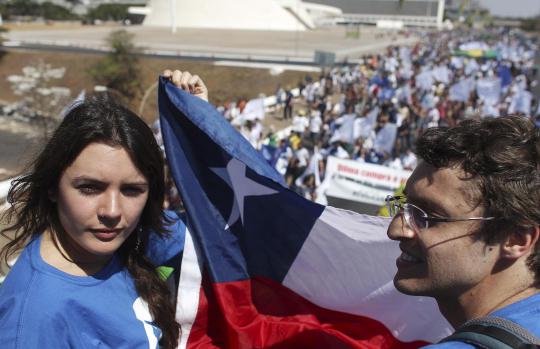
[0, 240, 69, 348]
[0, 268, 153, 348]
[0, 238, 39, 293]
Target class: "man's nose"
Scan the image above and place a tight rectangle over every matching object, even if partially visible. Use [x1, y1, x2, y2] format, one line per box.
[387, 214, 416, 241]
[97, 191, 121, 227]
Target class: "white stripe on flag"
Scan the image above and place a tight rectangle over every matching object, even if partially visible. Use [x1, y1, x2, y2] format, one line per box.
[282, 206, 452, 343]
[175, 228, 203, 349]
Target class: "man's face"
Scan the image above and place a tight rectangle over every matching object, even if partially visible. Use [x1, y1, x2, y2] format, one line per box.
[387, 162, 499, 299]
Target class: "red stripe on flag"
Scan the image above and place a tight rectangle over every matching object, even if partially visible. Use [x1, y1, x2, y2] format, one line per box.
[186, 276, 429, 349]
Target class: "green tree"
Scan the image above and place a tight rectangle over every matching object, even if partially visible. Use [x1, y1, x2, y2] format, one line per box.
[3, 0, 41, 18]
[41, 2, 79, 20]
[0, 0, 78, 20]
[86, 4, 132, 22]
[88, 29, 142, 100]
[0, 26, 8, 62]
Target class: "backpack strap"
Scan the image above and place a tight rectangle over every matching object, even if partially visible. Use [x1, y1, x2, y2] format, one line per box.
[440, 316, 540, 349]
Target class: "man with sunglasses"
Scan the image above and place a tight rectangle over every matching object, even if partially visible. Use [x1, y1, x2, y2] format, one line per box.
[386, 116, 540, 347]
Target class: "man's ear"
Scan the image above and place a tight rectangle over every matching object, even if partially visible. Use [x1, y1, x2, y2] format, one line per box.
[501, 226, 540, 259]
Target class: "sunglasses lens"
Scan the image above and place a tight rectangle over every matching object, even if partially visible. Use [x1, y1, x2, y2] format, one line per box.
[406, 204, 427, 231]
[387, 197, 402, 217]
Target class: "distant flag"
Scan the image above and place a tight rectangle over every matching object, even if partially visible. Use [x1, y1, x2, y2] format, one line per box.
[415, 70, 433, 91]
[239, 97, 266, 121]
[432, 65, 451, 85]
[476, 78, 501, 105]
[294, 149, 322, 188]
[464, 59, 479, 76]
[449, 78, 474, 102]
[158, 77, 452, 349]
[508, 90, 532, 116]
[374, 123, 398, 154]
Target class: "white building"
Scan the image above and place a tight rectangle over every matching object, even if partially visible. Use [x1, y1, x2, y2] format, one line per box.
[308, 0, 446, 28]
[137, 0, 342, 31]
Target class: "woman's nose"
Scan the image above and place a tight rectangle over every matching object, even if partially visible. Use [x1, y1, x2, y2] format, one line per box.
[97, 191, 121, 226]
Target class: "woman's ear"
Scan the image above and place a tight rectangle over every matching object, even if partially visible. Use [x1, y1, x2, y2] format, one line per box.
[501, 226, 540, 260]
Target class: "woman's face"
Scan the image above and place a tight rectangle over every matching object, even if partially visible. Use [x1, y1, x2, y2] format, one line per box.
[53, 142, 149, 263]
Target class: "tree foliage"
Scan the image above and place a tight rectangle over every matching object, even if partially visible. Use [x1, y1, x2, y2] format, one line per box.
[0, 0, 78, 20]
[41, 2, 79, 20]
[0, 26, 8, 62]
[85, 4, 133, 22]
[87, 29, 142, 100]
[521, 16, 540, 32]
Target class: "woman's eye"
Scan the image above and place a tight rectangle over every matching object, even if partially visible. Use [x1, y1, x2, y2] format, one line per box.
[77, 185, 101, 195]
[122, 187, 146, 197]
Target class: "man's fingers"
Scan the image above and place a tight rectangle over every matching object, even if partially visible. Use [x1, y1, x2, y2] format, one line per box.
[172, 70, 183, 88]
[179, 72, 191, 92]
[163, 69, 208, 101]
[188, 75, 205, 93]
[188, 75, 204, 87]
[162, 69, 173, 78]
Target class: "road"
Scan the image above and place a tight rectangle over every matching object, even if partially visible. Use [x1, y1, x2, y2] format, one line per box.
[5, 24, 417, 65]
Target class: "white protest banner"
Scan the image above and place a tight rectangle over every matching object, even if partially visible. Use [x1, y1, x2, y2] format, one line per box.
[476, 78, 501, 105]
[322, 157, 411, 206]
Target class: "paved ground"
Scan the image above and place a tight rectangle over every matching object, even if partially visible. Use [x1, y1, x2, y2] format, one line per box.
[6, 24, 417, 62]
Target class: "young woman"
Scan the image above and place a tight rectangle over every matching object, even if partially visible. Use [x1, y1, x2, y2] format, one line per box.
[0, 70, 207, 348]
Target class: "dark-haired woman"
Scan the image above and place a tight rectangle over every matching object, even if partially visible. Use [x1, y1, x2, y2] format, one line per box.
[0, 70, 207, 348]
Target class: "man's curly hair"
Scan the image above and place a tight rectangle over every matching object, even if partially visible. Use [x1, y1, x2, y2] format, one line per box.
[415, 116, 540, 281]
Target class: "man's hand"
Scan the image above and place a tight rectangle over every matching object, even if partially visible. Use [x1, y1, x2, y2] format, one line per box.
[162, 69, 209, 102]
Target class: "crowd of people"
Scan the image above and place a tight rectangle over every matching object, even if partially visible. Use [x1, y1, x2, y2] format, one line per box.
[2, 25, 540, 346]
[210, 27, 539, 203]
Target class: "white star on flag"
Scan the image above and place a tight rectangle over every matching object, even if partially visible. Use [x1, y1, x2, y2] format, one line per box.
[211, 158, 278, 229]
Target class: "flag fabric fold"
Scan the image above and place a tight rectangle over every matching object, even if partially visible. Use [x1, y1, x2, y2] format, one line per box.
[158, 77, 452, 349]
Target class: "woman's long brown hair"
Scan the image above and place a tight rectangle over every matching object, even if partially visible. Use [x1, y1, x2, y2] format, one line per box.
[0, 99, 179, 348]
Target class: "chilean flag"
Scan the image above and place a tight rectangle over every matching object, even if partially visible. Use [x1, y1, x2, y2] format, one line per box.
[158, 78, 452, 349]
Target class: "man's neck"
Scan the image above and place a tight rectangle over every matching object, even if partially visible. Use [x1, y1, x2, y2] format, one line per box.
[436, 271, 539, 328]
